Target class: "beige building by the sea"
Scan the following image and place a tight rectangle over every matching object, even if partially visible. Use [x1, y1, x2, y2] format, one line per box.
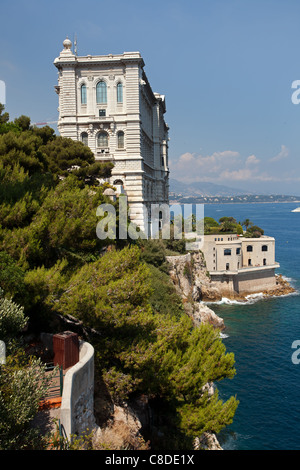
[189, 233, 280, 295]
[54, 38, 169, 234]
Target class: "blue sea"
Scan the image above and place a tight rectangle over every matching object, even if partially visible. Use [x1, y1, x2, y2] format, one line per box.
[202, 202, 300, 450]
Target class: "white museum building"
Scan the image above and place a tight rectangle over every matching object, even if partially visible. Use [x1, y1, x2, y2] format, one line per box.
[53, 38, 169, 234]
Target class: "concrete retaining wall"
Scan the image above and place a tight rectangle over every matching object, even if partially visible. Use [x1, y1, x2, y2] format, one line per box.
[60, 341, 95, 439]
[210, 267, 276, 294]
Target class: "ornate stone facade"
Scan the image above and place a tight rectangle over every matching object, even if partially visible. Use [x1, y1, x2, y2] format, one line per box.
[54, 38, 169, 233]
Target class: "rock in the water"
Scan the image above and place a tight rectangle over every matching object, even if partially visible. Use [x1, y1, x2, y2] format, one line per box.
[194, 304, 225, 330]
[194, 432, 223, 450]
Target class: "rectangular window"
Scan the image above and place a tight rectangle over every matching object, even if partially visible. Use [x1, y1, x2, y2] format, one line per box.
[96, 81, 107, 104]
[81, 84, 87, 105]
[99, 109, 106, 117]
[117, 131, 124, 149]
[117, 83, 123, 103]
[224, 249, 232, 256]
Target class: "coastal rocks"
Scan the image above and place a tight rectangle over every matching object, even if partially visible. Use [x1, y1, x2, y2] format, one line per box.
[263, 274, 296, 298]
[166, 252, 225, 330]
[209, 274, 296, 303]
[194, 432, 223, 451]
[166, 253, 196, 300]
[200, 284, 223, 302]
[93, 376, 150, 450]
[193, 304, 225, 330]
[94, 404, 149, 450]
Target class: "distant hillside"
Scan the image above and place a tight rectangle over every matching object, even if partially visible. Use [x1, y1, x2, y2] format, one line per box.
[169, 179, 257, 197]
[169, 179, 300, 204]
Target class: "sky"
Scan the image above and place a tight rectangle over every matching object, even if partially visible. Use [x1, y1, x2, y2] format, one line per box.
[1, 0, 300, 195]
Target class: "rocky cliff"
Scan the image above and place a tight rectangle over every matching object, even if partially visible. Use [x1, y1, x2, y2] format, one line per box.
[263, 274, 295, 298]
[92, 251, 227, 451]
[166, 252, 296, 307]
[166, 252, 225, 330]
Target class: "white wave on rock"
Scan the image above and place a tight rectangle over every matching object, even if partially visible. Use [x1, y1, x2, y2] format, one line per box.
[203, 293, 265, 306]
[219, 332, 229, 339]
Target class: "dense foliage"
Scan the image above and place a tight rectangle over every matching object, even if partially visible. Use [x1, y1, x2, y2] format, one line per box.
[0, 288, 56, 449]
[0, 106, 238, 449]
[204, 216, 264, 237]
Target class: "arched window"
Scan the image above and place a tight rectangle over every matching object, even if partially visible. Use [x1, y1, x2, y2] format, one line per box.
[117, 82, 123, 103]
[96, 81, 107, 104]
[97, 131, 108, 148]
[262, 245, 268, 252]
[113, 179, 124, 186]
[117, 131, 124, 149]
[247, 245, 253, 252]
[81, 132, 88, 146]
[81, 84, 87, 105]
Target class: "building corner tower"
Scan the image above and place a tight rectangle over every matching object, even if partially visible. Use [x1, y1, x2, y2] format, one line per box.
[54, 38, 169, 234]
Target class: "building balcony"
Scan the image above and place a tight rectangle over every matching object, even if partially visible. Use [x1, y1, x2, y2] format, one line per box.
[95, 148, 114, 160]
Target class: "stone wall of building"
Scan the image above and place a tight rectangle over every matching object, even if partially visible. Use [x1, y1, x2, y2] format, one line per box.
[210, 267, 277, 295]
[236, 267, 277, 293]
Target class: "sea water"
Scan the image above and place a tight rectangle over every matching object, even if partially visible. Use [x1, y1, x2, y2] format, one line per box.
[202, 202, 300, 450]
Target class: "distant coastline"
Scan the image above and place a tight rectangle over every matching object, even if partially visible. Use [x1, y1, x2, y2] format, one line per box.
[169, 194, 300, 205]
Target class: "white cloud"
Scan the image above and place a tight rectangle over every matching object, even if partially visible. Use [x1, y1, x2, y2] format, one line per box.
[269, 145, 289, 162]
[174, 150, 240, 175]
[171, 149, 259, 183]
[170, 145, 297, 189]
[219, 168, 257, 181]
[246, 154, 260, 166]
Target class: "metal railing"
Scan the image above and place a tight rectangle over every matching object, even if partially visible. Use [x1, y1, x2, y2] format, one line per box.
[44, 362, 64, 398]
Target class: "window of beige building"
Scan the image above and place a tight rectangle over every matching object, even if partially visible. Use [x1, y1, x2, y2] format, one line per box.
[117, 131, 124, 149]
[97, 131, 108, 147]
[81, 132, 88, 145]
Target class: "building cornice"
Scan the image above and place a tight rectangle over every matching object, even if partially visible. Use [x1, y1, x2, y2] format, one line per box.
[54, 52, 145, 70]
